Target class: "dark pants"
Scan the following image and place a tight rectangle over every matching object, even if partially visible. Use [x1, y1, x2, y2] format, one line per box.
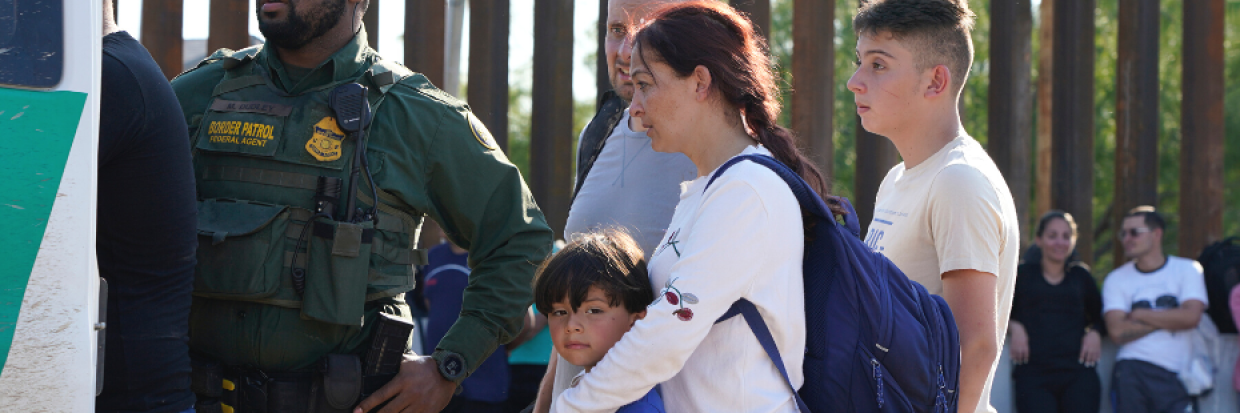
[1112, 359, 1194, 413]
[440, 396, 505, 413]
[1014, 366, 1101, 413]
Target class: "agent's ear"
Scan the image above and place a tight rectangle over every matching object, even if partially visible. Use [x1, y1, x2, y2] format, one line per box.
[924, 64, 953, 99]
[693, 65, 713, 101]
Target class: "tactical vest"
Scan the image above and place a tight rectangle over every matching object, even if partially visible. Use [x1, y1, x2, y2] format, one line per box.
[189, 47, 426, 327]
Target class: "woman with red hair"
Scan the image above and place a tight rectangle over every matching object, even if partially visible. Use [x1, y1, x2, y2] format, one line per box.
[553, 2, 836, 412]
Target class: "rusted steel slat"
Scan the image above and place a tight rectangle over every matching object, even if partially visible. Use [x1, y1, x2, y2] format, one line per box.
[531, 0, 575, 234]
[596, 0, 609, 107]
[730, 0, 770, 41]
[362, 0, 379, 50]
[1049, 0, 1095, 264]
[1035, 0, 1053, 225]
[141, 0, 183, 79]
[988, 0, 1033, 249]
[1113, 0, 1159, 263]
[208, 0, 250, 53]
[1179, 0, 1226, 258]
[406, 0, 446, 86]
[791, 0, 834, 180]
[467, 0, 509, 151]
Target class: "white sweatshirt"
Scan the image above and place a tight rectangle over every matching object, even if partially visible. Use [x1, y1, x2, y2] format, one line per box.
[555, 146, 806, 413]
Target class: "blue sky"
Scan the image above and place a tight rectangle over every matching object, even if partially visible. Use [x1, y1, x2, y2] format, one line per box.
[116, 0, 602, 101]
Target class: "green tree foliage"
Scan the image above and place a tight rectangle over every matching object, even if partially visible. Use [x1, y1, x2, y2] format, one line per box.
[502, 64, 595, 182]
[1225, 1, 1240, 243]
[769, 0, 864, 199]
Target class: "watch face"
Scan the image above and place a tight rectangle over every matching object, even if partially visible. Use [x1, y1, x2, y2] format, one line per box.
[442, 353, 465, 378]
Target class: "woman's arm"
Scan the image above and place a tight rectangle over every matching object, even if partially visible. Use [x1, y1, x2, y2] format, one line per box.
[1081, 269, 1104, 335]
[1007, 269, 1029, 364]
[1077, 268, 1103, 365]
[555, 176, 796, 413]
[1008, 321, 1029, 364]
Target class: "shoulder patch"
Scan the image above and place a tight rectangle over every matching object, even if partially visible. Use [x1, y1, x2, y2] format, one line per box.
[307, 117, 346, 161]
[466, 112, 499, 151]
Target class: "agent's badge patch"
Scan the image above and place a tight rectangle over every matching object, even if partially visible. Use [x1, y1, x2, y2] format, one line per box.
[467, 112, 499, 151]
[307, 117, 346, 161]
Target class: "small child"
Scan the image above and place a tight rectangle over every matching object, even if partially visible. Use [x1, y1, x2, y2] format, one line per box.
[532, 230, 665, 413]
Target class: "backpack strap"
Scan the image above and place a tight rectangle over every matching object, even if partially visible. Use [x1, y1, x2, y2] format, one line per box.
[715, 299, 810, 413]
[571, 90, 628, 201]
[705, 154, 860, 237]
[707, 154, 874, 413]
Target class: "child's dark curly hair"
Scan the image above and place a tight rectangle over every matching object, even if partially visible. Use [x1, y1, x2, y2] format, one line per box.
[533, 229, 654, 315]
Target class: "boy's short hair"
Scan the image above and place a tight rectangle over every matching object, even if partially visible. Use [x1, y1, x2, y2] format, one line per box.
[533, 229, 654, 315]
[854, 0, 976, 94]
[1125, 205, 1167, 231]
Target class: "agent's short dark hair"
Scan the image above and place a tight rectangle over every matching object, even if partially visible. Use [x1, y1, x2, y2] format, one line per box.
[1035, 210, 1078, 238]
[1125, 205, 1167, 231]
[533, 229, 654, 316]
[853, 0, 976, 94]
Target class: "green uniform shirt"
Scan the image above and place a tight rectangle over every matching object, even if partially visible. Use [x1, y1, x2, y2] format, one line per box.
[171, 30, 553, 380]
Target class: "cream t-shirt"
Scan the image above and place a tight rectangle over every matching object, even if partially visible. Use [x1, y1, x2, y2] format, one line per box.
[863, 135, 1019, 413]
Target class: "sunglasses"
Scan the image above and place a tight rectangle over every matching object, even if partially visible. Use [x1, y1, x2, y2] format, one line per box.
[1119, 227, 1152, 239]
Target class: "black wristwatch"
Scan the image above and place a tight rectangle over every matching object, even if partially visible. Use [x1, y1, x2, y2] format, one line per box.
[432, 350, 467, 383]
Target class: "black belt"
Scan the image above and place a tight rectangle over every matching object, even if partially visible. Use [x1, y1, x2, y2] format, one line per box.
[192, 356, 396, 413]
[193, 307, 414, 413]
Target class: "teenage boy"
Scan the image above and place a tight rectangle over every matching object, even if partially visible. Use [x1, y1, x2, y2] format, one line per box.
[1102, 206, 1207, 413]
[532, 231, 665, 413]
[848, 1, 1019, 412]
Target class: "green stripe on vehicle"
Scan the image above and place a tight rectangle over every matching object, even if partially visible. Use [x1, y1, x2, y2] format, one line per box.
[0, 88, 88, 370]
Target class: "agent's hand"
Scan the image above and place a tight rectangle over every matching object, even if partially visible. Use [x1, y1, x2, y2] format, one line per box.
[1079, 329, 1101, 367]
[354, 354, 456, 413]
[1009, 322, 1030, 365]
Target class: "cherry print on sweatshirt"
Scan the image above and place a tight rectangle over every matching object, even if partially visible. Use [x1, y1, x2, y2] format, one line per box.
[656, 229, 682, 258]
[652, 277, 698, 321]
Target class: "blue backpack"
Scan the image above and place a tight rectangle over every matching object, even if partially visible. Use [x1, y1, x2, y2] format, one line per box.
[710, 155, 961, 413]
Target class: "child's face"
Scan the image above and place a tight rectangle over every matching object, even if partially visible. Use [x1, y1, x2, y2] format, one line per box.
[548, 286, 646, 368]
[846, 31, 930, 137]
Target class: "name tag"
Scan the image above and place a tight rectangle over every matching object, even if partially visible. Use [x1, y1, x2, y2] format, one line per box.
[210, 99, 294, 117]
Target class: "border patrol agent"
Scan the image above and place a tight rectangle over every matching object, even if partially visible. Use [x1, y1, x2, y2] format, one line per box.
[170, 1, 552, 412]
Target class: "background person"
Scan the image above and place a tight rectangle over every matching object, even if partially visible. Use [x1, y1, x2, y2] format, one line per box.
[848, 1, 1020, 411]
[96, 0, 197, 411]
[556, 2, 838, 411]
[1102, 206, 1208, 413]
[1008, 211, 1102, 413]
[421, 240, 510, 413]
